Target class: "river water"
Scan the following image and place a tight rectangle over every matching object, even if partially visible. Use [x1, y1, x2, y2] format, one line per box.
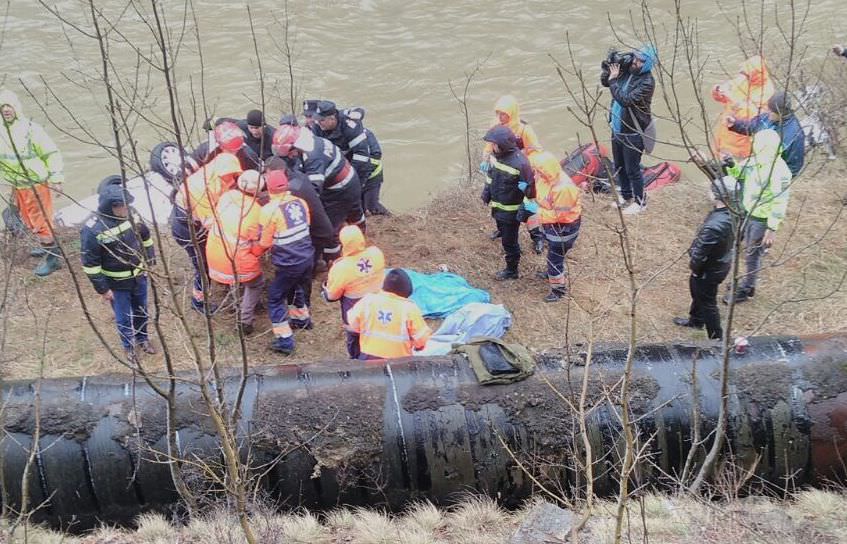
[3, 0, 845, 211]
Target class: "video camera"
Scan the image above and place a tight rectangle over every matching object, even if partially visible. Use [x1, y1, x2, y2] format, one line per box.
[600, 49, 635, 80]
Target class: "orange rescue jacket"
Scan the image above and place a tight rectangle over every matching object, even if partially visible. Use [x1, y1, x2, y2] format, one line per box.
[346, 291, 432, 359]
[536, 175, 582, 225]
[325, 230, 386, 301]
[483, 95, 542, 157]
[206, 189, 262, 284]
[175, 152, 241, 227]
[711, 56, 775, 159]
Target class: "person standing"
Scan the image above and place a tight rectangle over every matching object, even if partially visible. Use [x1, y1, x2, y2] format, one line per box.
[725, 129, 792, 303]
[346, 269, 431, 360]
[81, 185, 156, 359]
[526, 152, 582, 302]
[602, 45, 657, 215]
[205, 170, 264, 335]
[254, 169, 315, 355]
[0, 89, 64, 276]
[674, 176, 737, 340]
[725, 91, 805, 177]
[322, 225, 386, 358]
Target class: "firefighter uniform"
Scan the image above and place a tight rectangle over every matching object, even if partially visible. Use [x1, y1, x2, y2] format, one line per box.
[322, 225, 386, 358]
[527, 152, 582, 302]
[313, 101, 377, 190]
[0, 89, 64, 276]
[171, 151, 241, 311]
[481, 125, 534, 279]
[257, 189, 315, 355]
[81, 186, 155, 353]
[346, 270, 431, 360]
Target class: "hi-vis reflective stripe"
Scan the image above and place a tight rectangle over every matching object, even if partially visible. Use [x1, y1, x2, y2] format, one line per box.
[287, 305, 311, 319]
[545, 230, 579, 243]
[491, 159, 520, 176]
[490, 201, 521, 212]
[273, 223, 310, 245]
[102, 267, 143, 279]
[96, 221, 132, 242]
[142, 238, 154, 248]
[351, 153, 370, 163]
[308, 173, 324, 183]
[83, 265, 102, 275]
[327, 166, 355, 190]
[348, 132, 367, 148]
[272, 321, 293, 338]
[360, 329, 409, 343]
[323, 244, 341, 255]
[368, 157, 383, 179]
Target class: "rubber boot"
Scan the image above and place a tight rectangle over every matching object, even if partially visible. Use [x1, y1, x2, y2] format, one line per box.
[494, 268, 519, 281]
[34, 248, 61, 277]
[271, 335, 295, 355]
[30, 246, 47, 258]
[544, 288, 567, 303]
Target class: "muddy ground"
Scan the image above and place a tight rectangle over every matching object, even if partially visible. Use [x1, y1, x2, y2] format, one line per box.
[1, 157, 846, 381]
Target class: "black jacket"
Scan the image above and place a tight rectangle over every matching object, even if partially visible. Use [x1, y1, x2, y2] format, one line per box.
[314, 111, 375, 181]
[81, 197, 154, 294]
[603, 70, 655, 134]
[689, 207, 734, 278]
[481, 126, 534, 218]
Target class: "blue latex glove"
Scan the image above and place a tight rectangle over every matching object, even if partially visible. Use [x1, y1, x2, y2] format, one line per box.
[479, 161, 491, 174]
[518, 181, 528, 192]
[523, 199, 539, 214]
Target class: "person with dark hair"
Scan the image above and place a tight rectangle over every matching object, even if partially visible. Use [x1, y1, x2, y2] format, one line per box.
[601, 45, 657, 215]
[345, 269, 431, 360]
[673, 176, 737, 340]
[81, 185, 156, 359]
[725, 91, 805, 177]
[480, 125, 534, 280]
[832, 44, 847, 59]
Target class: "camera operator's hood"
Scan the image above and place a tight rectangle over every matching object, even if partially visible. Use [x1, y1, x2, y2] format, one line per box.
[635, 45, 657, 74]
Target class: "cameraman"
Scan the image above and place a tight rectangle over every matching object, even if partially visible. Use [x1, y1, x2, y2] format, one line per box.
[601, 45, 657, 215]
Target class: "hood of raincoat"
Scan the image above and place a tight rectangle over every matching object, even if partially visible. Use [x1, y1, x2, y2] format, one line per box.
[483, 125, 518, 155]
[529, 151, 563, 182]
[340, 225, 366, 257]
[635, 44, 657, 74]
[751, 128, 781, 163]
[494, 95, 521, 134]
[740, 55, 769, 88]
[98, 183, 134, 215]
[0, 89, 24, 123]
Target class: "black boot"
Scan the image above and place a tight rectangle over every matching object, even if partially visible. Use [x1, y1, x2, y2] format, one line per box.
[489, 229, 502, 240]
[494, 268, 519, 281]
[533, 238, 544, 254]
[544, 288, 566, 303]
[673, 317, 704, 329]
[722, 287, 755, 305]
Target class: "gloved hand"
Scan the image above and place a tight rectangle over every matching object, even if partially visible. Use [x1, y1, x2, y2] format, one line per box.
[523, 199, 539, 214]
[518, 181, 528, 192]
[479, 161, 491, 174]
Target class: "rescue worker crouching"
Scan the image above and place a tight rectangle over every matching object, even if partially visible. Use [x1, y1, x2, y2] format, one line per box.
[481, 125, 534, 280]
[254, 170, 315, 355]
[322, 225, 386, 358]
[0, 89, 64, 276]
[346, 269, 432, 360]
[81, 185, 156, 359]
[526, 152, 582, 302]
[206, 170, 264, 335]
[171, 122, 243, 314]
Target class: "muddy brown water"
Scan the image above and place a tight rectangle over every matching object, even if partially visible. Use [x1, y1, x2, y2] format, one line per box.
[3, 0, 845, 211]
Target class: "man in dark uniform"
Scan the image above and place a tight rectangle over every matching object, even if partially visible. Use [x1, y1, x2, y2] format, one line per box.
[81, 185, 156, 359]
[481, 125, 534, 280]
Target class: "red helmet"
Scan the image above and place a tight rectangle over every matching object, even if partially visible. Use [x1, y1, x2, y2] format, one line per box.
[265, 169, 289, 194]
[272, 125, 301, 156]
[214, 121, 244, 153]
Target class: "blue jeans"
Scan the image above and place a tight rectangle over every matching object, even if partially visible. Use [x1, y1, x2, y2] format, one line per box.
[111, 275, 149, 349]
[611, 132, 645, 204]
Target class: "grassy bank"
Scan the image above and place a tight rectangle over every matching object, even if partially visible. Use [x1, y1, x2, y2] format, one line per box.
[6, 489, 846, 543]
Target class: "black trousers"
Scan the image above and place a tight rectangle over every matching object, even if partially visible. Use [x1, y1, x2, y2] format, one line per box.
[495, 213, 521, 271]
[689, 273, 725, 339]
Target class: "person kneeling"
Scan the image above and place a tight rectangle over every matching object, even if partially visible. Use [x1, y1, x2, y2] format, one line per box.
[345, 269, 432, 360]
[673, 176, 737, 340]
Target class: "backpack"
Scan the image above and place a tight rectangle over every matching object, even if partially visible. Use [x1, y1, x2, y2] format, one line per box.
[561, 143, 614, 193]
[643, 162, 682, 191]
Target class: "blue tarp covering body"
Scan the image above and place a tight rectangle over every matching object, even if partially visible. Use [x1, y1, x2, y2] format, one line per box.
[403, 269, 490, 319]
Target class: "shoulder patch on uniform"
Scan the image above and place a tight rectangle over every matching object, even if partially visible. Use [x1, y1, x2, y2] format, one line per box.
[346, 119, 357, 129]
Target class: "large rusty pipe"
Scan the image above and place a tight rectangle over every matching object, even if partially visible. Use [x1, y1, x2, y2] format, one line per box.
[1, 334, 846, 530]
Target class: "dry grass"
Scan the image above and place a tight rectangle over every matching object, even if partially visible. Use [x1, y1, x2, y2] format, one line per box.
[5, 490, 846, 543]
[1, 157, 845, 382]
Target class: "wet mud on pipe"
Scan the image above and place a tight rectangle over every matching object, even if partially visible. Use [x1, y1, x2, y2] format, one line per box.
[1, 334, 846, 530]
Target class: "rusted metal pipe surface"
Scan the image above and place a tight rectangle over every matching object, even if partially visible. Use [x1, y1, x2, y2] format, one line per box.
[2, 334, 846, 530]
